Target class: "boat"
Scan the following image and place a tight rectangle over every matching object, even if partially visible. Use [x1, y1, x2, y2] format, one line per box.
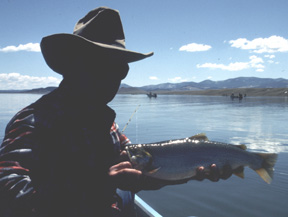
[147, 92, 157, 98]
[134, 195, 162, 217]
[230, 93, 243, 100]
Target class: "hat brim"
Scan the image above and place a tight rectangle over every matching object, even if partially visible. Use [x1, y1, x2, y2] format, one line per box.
[40, 33, 153, 74]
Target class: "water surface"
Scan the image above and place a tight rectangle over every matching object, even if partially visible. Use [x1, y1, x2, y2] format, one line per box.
[110, 94, 288, 217]
[0, 94, 287, 217]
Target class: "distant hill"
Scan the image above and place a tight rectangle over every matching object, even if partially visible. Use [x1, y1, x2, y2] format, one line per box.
[0, 87, 57, 94]
[23, 87, 57, 94]
[138, 77, 288, 91]
[117, 86, 146, 94]
[1, 77, 288, 95]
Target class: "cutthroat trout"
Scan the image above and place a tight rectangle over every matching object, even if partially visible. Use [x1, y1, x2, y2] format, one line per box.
[125, 134, 278, 184]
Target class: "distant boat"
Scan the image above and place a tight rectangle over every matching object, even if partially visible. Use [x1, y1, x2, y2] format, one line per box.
[147, 92, 157, 98]
[230, 93, 243, 100]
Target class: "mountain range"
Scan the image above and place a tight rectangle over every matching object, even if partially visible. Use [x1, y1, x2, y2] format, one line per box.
[134, 77, 288, 92]
[1, 77, 288, 94]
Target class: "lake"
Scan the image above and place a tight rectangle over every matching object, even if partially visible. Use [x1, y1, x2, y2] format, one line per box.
[1, 93, 288, 217]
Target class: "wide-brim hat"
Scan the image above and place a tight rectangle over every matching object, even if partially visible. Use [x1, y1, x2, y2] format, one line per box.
[40, 7, 153, 74]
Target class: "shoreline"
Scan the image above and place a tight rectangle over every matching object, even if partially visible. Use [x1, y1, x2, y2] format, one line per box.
[118, 87, 288, 97]
[0, 87, 287, 97]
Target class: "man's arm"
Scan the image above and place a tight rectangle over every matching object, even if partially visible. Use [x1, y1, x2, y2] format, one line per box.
[0, 107, 37, 216]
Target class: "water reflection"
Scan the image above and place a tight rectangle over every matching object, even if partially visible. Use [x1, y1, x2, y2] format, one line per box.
[230, 135, 288, 153]
[226, 103, 288, 153]
[111, 95, 288, 154]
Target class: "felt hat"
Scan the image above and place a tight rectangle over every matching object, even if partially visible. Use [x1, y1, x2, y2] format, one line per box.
[40, 7, 153, 74]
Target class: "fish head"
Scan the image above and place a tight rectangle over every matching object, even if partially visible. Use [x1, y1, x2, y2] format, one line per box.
[126, 146, 152, 171]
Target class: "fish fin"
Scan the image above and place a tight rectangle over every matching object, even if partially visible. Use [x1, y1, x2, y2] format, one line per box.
[255, 168, 272, 184]
[233, 166, 245, 179]
[189, 133, 209, 141]
[254, 153, 278, 184]
[148, 167, 161, 174]
[235, 144, 247, 150]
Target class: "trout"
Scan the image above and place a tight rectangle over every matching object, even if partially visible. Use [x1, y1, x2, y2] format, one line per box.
[125, 134, 278, 184]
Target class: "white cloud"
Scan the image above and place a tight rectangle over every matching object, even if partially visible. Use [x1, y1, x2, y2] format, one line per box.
[264, 54, 275, 59]
[0, 73, 61, 90]
[256, 69, 264, 72]
[168, 77, 188, 83]
[197, 62, 250, 71]
[0, 43, 41, 52]
[179, 43, 211, 52]
[149, 76, 159, 80]
[197, 55, 265, 72]
[229, 35, 288, 53]
[249, 55, 264, 69]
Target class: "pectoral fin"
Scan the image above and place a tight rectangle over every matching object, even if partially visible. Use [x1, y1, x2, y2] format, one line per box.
[253, 153, 278, 184]
[148, 167, 161, 174]
[235, 144, 247, 150]
[233, 166, 245, 179]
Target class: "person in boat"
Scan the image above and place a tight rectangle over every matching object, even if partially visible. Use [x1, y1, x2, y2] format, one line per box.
[0, 7, 232, 217]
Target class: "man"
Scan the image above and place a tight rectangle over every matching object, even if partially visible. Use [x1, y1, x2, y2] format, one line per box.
[0, 7, 231, 217]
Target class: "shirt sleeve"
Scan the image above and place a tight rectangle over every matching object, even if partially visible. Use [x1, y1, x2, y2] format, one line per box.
[110, 122, 131, 151]
[118, 129, 131, 147]
[0, 107, 37, 216]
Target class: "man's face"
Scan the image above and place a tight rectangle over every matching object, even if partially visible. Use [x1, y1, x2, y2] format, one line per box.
[76, 61, 130, 104]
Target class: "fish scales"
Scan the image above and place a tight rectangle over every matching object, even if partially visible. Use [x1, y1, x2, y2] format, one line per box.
[125, 135, 278, 184]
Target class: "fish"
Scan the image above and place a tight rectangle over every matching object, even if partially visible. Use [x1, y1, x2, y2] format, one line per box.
[125, 134, 278, 184]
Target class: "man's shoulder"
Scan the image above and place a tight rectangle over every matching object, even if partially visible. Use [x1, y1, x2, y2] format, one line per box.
[32, 91, 67, 129]
[6, 90, 65, 134]
[5, 106, 36, 135]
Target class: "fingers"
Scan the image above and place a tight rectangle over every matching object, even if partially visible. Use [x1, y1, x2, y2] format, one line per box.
[109, 161, 142, 191]
[109, 161, 132, 172]
[220, 164, 233, 180]
[207, 164, 219, 182]
[195, 164, 233, 182]
[109, 161, 142, 177]
[194, 164, 219, 182]
[194, 166, 205, 181]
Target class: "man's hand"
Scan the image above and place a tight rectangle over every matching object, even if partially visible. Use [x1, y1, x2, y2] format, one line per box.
[193, 164, 233, 182]
[108, 161, 142, 191]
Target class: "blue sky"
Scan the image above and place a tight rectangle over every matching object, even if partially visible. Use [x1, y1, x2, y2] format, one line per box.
[0, 0, 287, 89]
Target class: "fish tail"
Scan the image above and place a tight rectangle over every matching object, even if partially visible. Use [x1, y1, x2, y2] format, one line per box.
[254, 153, 278, 184]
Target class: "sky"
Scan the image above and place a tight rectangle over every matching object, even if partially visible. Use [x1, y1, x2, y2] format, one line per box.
[0, 0, 287, 89]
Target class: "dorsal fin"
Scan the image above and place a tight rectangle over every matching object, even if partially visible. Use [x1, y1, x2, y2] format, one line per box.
[235, 144, 247, 150]
[189, 133, 209, 141]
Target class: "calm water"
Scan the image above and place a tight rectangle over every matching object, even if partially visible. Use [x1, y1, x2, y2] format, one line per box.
[1, 94, 288, 217]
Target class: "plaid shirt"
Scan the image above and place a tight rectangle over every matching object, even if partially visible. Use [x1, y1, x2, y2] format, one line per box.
[110, 122, 131, 153]
[0, 103, 131, 216]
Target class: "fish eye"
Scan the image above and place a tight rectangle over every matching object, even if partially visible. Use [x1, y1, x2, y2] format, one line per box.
[131, 155, 137, 162]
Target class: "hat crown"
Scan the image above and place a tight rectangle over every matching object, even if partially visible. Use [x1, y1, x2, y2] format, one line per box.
[40, 7, 153, 74]
[73, 7, 126, 49]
